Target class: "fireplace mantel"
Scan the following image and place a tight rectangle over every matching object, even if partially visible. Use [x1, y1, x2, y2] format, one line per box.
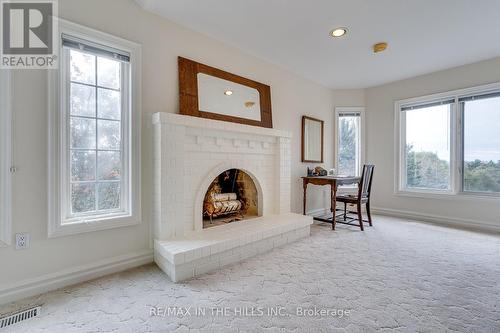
[153, 112, 290, 139]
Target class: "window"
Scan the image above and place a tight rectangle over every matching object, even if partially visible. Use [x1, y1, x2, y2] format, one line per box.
[401, 102, 452, 191]
[0, 70, 12, 246]
[67, 47, 124, 216]
[461, 94, 500, 194]
[335, 107, 364, 176]
[49, 20, 141, 237]
[396, 82, 500, 197]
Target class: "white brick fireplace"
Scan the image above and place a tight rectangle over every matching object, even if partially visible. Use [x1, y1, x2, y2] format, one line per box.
[153, 113, 312, 282]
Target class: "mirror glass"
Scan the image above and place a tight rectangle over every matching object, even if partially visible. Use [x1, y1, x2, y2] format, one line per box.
[197, 73, 261, 121]
[303, 117, 323, 162]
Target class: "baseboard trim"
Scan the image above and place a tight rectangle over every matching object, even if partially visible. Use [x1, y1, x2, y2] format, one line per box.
[0, 250, 153, 306]
[306, 208, 329, 216]
[306, 205, 366, 218]
[372, 207, 500, 233]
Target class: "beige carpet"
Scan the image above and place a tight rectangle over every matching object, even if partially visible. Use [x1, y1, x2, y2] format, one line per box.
[1, 216, 499, 332]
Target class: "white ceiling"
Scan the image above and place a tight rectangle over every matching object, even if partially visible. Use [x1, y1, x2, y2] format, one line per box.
[136, 0, 500, 89]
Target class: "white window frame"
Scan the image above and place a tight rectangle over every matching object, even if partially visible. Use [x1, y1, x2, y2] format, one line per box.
[0, 70, 12, 246]
[48, 19, 142, 238]
[395, 81, 500, 201]
[334, 107, 365, 179]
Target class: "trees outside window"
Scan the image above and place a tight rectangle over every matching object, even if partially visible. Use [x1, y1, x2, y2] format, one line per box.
[48, 20, 141, 237]
[336, 108, 364, 177]
[462, 96, 500, 193]
[397, 84, 500, 196]
[69, 49, 123, 215]
[402, 104, 451, 191]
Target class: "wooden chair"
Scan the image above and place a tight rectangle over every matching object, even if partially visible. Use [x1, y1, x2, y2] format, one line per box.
[336, 165, 375, 231]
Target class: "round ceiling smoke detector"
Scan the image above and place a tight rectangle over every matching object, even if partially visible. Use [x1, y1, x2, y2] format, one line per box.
[373, 42, 388, 53]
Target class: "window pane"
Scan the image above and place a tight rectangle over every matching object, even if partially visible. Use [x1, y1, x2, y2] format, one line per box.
[98, 88, 121, 120]
[98, 119, 121, 150]
[338, 115, 360, 176]
[70, 50, 95, 85]
[405, 105, 451, 190]
[71, 150, 96, 181]
[71, 183, 96, 213]
[71, 83, 96, 117]
[463, 97, 500, 193]
[98, 182, 120, 210]
[97, 57, 120, 90]
[98, 151, 121, 180]
[65, 46, 127, 218]
[71, 117, 96, 149]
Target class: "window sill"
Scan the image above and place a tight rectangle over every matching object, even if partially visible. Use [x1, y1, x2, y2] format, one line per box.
[48, 213, 140, 238]
[395, 189, 500, 202]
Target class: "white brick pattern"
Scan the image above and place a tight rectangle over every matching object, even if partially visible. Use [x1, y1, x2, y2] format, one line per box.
[152, 113, 310, 282]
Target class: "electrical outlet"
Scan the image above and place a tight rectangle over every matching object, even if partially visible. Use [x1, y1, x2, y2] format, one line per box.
[15, 233, 30, 250]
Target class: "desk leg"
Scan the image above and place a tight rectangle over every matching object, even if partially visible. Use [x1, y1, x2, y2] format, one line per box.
[303, 180, 307, 215]
[331, 183, 337, 230]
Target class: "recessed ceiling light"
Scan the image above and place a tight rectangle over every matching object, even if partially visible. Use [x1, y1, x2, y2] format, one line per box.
[330, 27, 348, 38]
[224, 90, 233, 96]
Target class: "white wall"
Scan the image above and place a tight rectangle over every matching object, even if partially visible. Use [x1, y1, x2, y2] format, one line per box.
[365, 56, 500, 230]
[0, 0, 363, 300]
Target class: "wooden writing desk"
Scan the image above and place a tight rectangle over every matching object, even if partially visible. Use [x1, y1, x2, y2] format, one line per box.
[302, 176, 360, 229]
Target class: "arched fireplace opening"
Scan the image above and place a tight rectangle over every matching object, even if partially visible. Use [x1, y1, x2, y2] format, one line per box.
[203, 169, 259, 229]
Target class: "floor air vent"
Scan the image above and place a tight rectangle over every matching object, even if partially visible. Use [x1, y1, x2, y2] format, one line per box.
[0, 306, 41, 329]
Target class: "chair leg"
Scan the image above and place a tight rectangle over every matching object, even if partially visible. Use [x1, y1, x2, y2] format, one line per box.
[343, 202, 347, 221]
[366, 201, 373, 226]
[357, 203, 364, 231]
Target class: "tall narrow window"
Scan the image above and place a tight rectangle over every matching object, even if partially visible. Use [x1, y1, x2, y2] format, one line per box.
[336, 108, 364, 176]
[461, 93, 500, 194]
[49, 20, 141, 237]
[402, 102, 452, 191]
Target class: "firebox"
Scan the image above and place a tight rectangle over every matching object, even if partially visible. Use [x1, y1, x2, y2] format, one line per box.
[203, 169, 259, 228]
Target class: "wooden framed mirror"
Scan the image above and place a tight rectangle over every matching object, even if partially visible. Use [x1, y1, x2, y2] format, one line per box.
[302, 116, 324, 163]
[178, 57, 273, 128]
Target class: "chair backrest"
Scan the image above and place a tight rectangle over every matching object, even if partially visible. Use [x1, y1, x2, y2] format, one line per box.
[358, 165, 375, 198]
